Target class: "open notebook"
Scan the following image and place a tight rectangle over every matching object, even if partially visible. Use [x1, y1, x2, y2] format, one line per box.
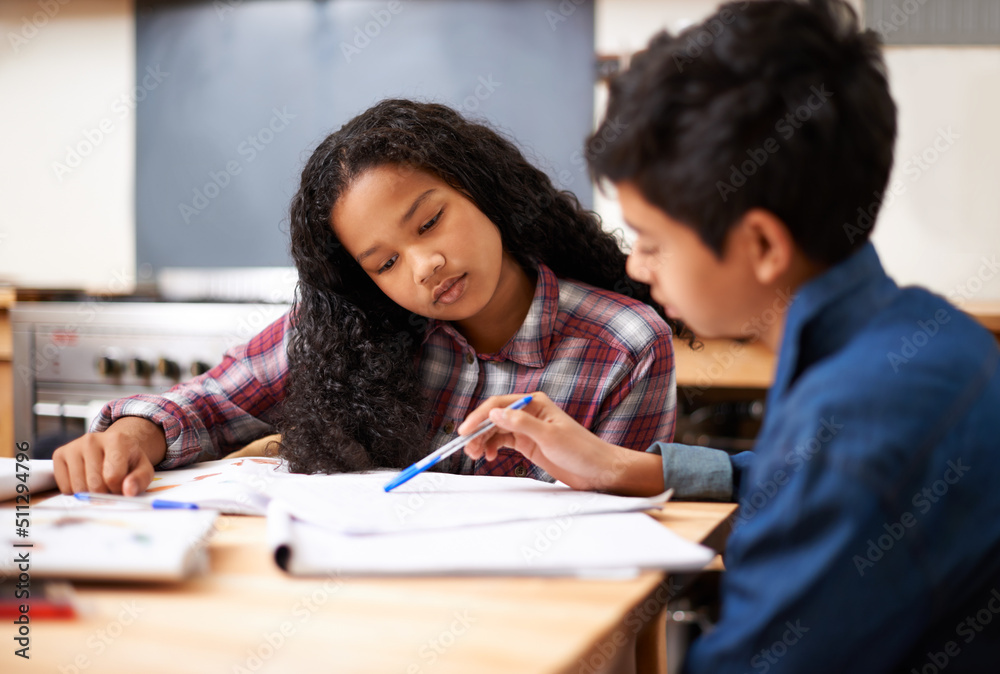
[37, 457, 286, 515]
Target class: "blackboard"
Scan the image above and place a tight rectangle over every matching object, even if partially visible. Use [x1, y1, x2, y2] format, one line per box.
[135, 0, 596, 271]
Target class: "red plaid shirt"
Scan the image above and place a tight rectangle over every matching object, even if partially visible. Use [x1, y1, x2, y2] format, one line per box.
[94, 264, 676, 480]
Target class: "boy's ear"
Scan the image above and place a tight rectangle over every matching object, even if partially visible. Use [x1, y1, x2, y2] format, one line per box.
[736, 208, 795, 286]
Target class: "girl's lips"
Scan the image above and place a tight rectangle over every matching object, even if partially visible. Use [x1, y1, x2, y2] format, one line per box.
[433, 273, 468, 305]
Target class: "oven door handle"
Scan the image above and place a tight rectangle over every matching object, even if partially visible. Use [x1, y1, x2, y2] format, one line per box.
[33, 402, 108, 421]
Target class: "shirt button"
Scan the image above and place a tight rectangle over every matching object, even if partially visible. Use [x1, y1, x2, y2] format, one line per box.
[514, 465, 527, 478]
[443, 421, 455, 434]
[465, 352, 475, 365]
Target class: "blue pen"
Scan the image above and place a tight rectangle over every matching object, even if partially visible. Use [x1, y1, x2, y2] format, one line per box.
[384, 395, 533, 492]
[74, 492, 199, 510]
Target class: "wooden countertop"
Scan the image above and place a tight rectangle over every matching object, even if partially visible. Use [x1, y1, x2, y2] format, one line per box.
[675, 302, 1000, 390]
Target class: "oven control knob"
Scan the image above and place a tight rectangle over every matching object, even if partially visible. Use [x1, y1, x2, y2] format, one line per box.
[157, 358, 181, 379]
[190, 361, 211, 377]
[130, 358, 153, 378]
[96, 356, 123, 378]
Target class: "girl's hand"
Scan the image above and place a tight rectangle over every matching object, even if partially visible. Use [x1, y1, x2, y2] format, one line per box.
[459, 392, 665, 496]
[52, 417, 167, 496]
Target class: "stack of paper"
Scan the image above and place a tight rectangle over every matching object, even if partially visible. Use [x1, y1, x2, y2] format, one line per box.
[0, 509, 218, 581]
[29, 457, 715, 578]
[264, 471, 715, 577]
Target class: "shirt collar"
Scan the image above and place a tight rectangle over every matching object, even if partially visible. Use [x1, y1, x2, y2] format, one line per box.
[422, 263, 558, 368]
[770, 242, 899, 403]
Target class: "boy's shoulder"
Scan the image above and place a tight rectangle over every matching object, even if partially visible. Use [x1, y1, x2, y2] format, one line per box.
[834, 287, 996, 392]
[784, 287, 999, 475]
[552, 276, 673, 356]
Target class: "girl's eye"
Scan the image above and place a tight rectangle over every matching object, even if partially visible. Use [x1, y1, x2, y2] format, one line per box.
[418, 209, 443, 234]
[377, 255, 398, 274]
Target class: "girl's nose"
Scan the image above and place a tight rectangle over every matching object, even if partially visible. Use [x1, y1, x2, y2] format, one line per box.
[413, 250, 446, 284]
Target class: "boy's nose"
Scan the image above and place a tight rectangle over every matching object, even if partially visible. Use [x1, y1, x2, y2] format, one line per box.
[625, 252, 649, 283]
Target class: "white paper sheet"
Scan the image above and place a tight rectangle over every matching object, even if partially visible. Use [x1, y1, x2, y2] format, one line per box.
[0, 458, 56, 501]
[268, 470, 672, 535]
[268, 502, 714, 577]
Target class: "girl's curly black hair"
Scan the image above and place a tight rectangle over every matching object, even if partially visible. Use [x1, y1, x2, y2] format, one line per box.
[278, 98, 685, 475]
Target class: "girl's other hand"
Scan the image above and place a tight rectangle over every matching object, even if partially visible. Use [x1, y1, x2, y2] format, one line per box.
[52, 417, 167, 496]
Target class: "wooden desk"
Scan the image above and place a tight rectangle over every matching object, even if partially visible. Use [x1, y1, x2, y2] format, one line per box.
[674, 338, 774, 390]
[4, 501, 735, 674]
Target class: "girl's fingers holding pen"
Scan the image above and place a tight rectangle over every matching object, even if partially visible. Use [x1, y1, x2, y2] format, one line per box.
[457, 393, 534, 435]
[463, 427, 496, 460]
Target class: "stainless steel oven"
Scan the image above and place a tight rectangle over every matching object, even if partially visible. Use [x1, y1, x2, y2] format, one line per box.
[12, 302, 288, 458]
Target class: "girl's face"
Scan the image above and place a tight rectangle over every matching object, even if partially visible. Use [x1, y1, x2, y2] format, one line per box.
[331, 165, 509, 323]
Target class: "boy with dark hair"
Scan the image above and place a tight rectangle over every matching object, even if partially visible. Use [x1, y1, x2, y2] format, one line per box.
[460, 0, 1000, 670]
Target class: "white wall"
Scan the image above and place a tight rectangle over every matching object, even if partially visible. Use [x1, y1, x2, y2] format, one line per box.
[2, 0, 997, 301]
[874, 48, 1000, 302]
[0, 0, 134, 293]
[594, 0, 1000, 301]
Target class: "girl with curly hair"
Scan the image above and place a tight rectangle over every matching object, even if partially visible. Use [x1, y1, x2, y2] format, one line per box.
[53, 99, 681, 494]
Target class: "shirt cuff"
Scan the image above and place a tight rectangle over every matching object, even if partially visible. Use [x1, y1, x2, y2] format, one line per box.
[645, 442, 735, 501]
[90, 398, 183, 469]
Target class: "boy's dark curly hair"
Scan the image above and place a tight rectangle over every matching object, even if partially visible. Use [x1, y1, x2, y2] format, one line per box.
[278, 99, 683, 475]
[589, 0, 897, 266]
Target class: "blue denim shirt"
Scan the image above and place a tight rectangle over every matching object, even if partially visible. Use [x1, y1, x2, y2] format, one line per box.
[650, 243, 1000, 672]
